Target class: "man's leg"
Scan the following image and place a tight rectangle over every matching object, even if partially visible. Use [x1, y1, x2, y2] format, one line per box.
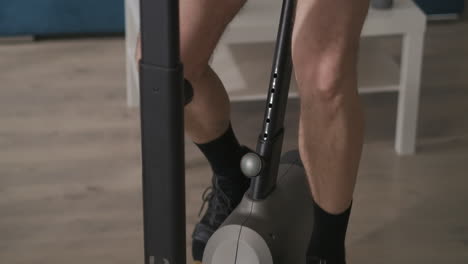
[138, 0, 248, 262]
[180, 0, 244, 143]
[292, 0, 369, 263]
[180, 1, 252, 263]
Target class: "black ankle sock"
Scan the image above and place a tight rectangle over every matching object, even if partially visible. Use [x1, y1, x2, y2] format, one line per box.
[307, 201, 352, 263]
[195, 123, 249, 186]
[192, 123, 249, 262]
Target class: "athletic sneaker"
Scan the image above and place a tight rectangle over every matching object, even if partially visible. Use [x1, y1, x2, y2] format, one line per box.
[191, 171, 250, 262]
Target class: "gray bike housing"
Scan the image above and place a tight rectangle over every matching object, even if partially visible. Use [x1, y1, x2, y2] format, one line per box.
[203, 151, 314, 264]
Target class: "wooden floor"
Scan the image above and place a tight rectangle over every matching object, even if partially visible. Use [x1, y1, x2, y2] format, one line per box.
[1, 20, 468, 263]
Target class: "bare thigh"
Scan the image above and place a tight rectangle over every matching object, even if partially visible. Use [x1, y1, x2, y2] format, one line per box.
[180, 0, 247, 80]
[136, 0, 246, 80]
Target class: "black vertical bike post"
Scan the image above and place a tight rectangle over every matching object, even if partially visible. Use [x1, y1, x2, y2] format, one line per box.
[139, 0, 186, 264]
[249, 0, 296, 200]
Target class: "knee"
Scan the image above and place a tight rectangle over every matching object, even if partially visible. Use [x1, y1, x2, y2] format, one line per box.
[135, 34, 210, 83]
[291, 0, 366, 103]
[183, 60, 210, 84]
[292, 43, 358, 103]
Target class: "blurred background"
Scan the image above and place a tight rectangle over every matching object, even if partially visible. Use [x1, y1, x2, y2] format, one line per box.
[1, 0, 467, 263]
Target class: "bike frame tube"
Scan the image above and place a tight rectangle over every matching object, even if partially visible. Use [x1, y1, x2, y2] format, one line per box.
[139, 0, 186, 263]
[250, 0, 296, 200]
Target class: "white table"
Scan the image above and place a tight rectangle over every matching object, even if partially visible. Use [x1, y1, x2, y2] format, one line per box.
[125, 0, 426, 155]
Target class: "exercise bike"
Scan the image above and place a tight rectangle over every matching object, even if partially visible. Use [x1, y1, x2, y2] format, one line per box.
[138, 0, 313, 263]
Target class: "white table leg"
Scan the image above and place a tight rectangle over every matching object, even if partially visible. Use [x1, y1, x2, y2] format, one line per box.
[126, 57, 139, 107]
[395, 32, 425, 155]
[125, 0, 140, 107]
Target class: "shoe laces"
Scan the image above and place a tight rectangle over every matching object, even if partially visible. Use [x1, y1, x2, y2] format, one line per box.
[198, 177, 234, 226]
